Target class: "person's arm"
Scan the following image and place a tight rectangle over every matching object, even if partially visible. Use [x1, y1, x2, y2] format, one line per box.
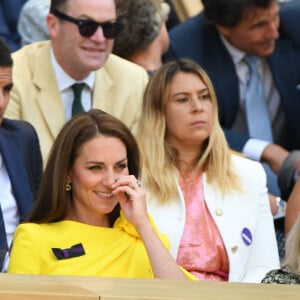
[242, 162, 280, 282]
[135, 216, 186, 279]
[112, 175, 186, 280]
[261, 144, 289, 174]
[127, 68, 149, 135]
[15, 120, 43, 195]
[285, 178, 300, 236]
[0, 0, 24, 51]
[8, 224, 40, 274]
[241, 138, 289, 175]
[0, 3, 11, 46]
[268, 193, 285, 217]
[4, 67, 23, 121]
[26, 122, 43, 194]
[0, 3, 18, 51]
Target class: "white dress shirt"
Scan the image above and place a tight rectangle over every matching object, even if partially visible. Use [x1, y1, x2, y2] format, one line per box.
[0, 153, 20, 250]
[50, 48, 95, 121]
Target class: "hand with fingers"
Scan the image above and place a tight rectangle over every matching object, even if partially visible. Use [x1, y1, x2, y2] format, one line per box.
[111, 175, 148, 228]
[112, 175, 187, 280]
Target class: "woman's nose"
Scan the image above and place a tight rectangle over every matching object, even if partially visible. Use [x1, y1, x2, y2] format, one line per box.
[191, 97, 203, 112]
[102, 171, 116, 186]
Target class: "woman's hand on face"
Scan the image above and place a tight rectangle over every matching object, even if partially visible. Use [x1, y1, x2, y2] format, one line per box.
[111, 175, 148, 227]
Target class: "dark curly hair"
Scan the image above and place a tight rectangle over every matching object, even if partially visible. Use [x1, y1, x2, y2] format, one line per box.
[202, 0, 274, 27]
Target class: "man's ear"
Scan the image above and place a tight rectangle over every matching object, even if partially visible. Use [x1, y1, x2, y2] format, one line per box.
[215, 24, 231, 37]
[46, 13, 60, 38]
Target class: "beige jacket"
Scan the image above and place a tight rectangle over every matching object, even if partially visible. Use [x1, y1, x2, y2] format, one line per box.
[6, 41, 148, 164]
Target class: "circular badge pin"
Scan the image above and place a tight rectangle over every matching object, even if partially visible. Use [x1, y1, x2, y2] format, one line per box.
[241, 227, 252, 246]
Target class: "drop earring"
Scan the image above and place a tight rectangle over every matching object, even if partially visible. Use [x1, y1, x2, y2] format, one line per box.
[65, 182, 71, 191]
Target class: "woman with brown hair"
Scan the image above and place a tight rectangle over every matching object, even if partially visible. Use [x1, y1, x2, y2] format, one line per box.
[8, 109, 192, 279]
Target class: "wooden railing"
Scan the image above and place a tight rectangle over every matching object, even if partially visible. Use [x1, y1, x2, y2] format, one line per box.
[1, 273, 300, 299]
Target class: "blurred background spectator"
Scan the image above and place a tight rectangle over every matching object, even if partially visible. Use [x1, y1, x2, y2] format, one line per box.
[113, 0, 170, 75]
[0, 0, 27, 51]
[18, 0, 50, 46]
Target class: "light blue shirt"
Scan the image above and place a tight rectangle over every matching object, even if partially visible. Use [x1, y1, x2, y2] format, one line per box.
[220, 34, 283, 161]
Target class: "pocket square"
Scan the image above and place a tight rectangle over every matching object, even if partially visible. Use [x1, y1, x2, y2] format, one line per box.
[52, 243, 85, 260]
[297, 83, 300, 90]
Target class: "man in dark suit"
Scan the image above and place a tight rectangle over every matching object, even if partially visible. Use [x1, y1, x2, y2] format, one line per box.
[0, 38, 42, 271]
[0, 0, 27, 51]
[167, 0, 300, 201]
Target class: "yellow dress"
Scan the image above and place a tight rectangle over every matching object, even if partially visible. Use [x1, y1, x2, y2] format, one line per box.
[8, 213, 167, 278]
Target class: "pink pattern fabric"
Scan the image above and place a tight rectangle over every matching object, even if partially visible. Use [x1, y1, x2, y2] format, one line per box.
[177, 173, 229, 281]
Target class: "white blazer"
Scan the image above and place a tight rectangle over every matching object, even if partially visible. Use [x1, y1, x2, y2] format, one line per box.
[147, 155, 280, 283]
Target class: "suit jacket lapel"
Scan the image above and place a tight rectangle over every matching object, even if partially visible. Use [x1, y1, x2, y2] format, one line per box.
[202, 27, 240, 127]
[268, 38, 300, 145]
[269, 39, 297, 97]
[202, 173, 255, 251]
[92, 61, 113, 113]
[0, 128, 33, 220]
[33, 42, 66, 139]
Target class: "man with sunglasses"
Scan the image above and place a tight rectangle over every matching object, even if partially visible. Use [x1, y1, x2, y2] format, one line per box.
[5, 0, 149, 165]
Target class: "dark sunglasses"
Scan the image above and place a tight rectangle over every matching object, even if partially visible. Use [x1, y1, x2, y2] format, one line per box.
[52, 9, 122, 39]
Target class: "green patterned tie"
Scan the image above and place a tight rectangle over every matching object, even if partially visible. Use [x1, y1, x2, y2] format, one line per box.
[71, 83, 85, 116]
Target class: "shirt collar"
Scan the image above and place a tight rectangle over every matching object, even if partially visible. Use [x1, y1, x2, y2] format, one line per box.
[219, 33, 264, 71]
[219, 33, 246, 65]
[50, 47, 95, 92]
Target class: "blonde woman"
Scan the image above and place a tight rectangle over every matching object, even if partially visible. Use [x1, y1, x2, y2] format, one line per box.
[137, 58, 279, 283]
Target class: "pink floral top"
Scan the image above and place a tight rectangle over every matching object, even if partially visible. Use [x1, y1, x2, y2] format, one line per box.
[177, 173, 229, 281]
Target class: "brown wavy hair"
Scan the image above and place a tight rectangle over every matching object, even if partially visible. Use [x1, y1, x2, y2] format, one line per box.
[27, 109, 140, 226]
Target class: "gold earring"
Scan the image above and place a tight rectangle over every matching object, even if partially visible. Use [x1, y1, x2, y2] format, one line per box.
[65, 182, 71, 191]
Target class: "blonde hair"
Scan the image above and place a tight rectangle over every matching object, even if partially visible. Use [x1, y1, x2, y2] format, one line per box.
[137, 58, 241, 203]
[283, 214, 300, 275]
